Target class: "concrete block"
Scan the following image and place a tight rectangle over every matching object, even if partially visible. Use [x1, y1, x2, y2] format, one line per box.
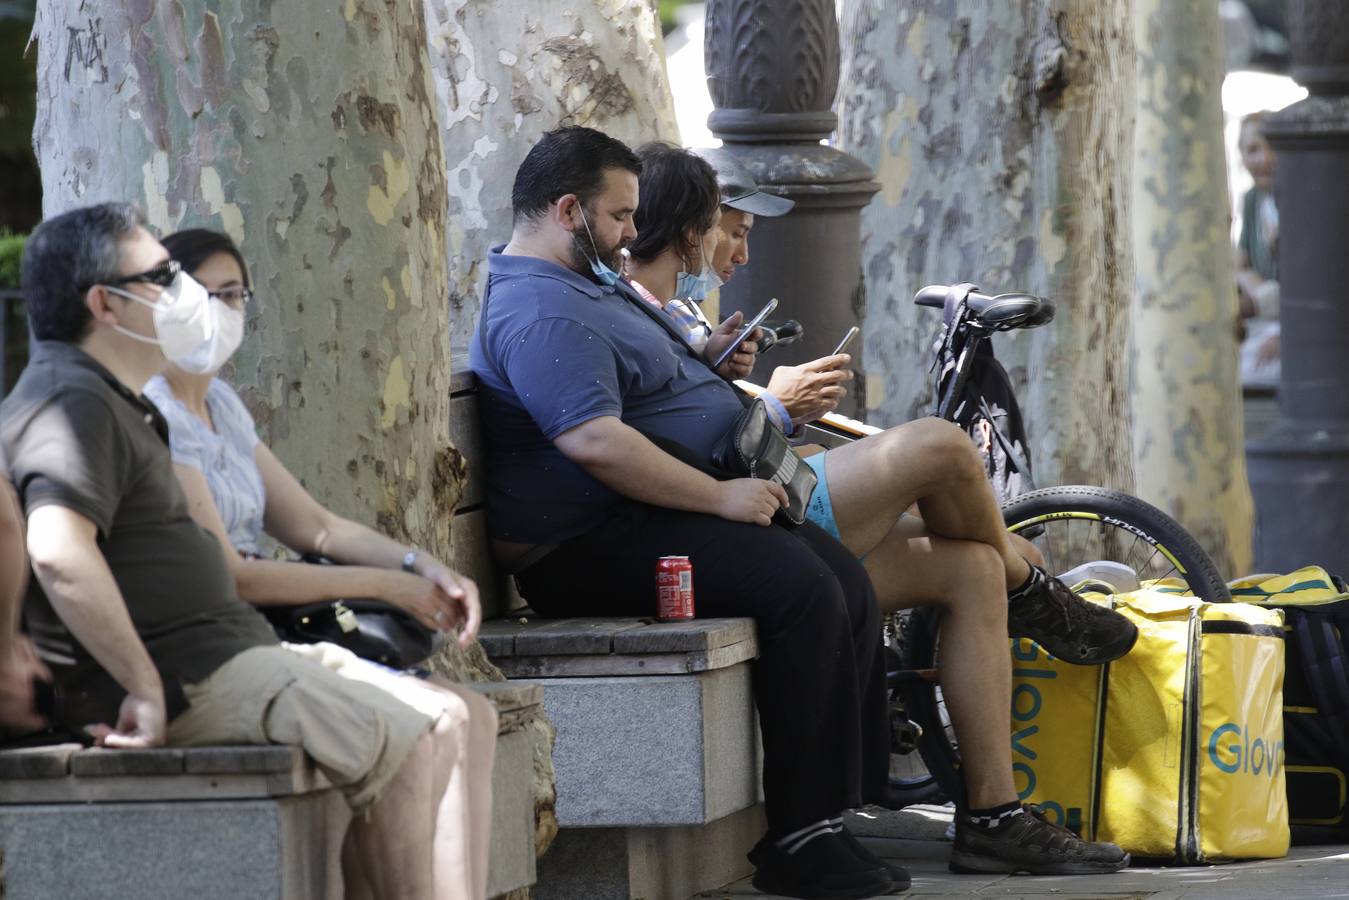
[0, 790, 347, 900]
[534, 803, 766, 900]
[540, 662, 759, 827]
[487, 727, 539, 899]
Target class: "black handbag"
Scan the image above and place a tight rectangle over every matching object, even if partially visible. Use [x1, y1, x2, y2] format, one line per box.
[711, 398, 817, 526]
[256, 556, 436, 669]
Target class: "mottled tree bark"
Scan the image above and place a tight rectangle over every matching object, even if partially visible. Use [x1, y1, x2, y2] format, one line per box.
[837, 1, 1136, 491]
[33, 0, 459, 555]
[1131, 0, 1253, 577]
[424, 0, 679, 355]
[422, 1, 678, 867]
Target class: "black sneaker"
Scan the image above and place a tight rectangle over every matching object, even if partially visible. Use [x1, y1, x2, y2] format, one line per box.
[837, 826, 912, 892]
[748, 832, 898, 899]
[1007, 570, 1138, 664]
[950, 805, 1130, 875]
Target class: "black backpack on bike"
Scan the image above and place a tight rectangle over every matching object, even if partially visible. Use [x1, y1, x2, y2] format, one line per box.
[1236, 569, 1349, 843]
[941, 342, 1034, 506]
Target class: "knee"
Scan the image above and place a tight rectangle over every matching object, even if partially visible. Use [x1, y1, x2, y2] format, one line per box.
[764, 557, 852, 636]
[462, 686, 499, 739]
[432, 683, 499, 745]
[895, 418, 981, 477]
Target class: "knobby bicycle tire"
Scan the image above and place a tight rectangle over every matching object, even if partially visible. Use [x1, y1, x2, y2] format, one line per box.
[896, 484, 1231, 806]
[1001, 485, 1231, 603]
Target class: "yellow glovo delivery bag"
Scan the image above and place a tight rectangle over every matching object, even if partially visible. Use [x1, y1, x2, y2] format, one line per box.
[1010, 585, 1289, 863]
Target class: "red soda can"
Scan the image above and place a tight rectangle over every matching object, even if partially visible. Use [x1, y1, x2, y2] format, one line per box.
[656, 556, 695, 621]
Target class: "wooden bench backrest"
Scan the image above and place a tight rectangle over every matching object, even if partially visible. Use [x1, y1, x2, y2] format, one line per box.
[448, 361, 523, 620]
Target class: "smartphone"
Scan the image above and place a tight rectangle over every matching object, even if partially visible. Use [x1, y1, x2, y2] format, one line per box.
[712, 298, 779, 370]
[832, 326, 860, 356]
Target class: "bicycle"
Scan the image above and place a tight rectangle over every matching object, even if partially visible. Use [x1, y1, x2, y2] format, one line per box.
[743, 283, 1231, 809]
[884, 283, 1231, 809]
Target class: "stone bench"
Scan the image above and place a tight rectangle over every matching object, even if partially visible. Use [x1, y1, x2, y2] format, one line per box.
[0, 681, 543, 900]
[480, 616, 765, 900]
[450, 363, 770, 900]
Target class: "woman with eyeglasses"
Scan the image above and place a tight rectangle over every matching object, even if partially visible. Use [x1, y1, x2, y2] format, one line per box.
[142, 228, 497, 898]
[144, 229, 486, 639]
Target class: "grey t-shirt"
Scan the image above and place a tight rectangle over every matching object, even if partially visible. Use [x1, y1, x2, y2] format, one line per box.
[0, 342, 278, 729]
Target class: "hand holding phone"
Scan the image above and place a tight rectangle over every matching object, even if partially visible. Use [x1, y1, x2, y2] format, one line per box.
[711, 298, 779, 370]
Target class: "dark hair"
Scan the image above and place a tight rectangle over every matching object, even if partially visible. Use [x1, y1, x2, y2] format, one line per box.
[628, 142, 721, 264]
[511, 125, 642, 224]
[162, 229, 250, 286]
[21, 202, 147, 342]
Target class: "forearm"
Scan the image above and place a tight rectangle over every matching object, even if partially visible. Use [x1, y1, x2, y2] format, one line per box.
[234, 556, 393, 606]
[312, 516, 412, 572]
[557, 419, 726, 515]
[30, 553, 160, 698]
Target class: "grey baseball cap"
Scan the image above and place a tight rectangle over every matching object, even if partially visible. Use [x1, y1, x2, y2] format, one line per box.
[692, 147, 795, 217]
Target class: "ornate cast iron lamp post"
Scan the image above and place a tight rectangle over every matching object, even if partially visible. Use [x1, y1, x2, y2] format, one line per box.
[704, 0, 879, 415]
[1247, 0, 1349, 572]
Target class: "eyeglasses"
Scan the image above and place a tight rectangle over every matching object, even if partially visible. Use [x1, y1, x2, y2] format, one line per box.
[108, 259, 181, 289]
[209, 287, 253, 308]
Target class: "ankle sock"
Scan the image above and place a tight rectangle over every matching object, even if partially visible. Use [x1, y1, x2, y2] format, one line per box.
[1007, 563, 1045, 602]
[965, 800, 1026, 833]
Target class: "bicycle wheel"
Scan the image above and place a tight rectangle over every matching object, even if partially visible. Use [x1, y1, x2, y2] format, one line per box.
[895, 484, 1231, 805]
[1002, 485, 1230, 603]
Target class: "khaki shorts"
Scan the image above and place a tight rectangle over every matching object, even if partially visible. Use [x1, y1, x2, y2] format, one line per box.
[166, 642, 435, 812]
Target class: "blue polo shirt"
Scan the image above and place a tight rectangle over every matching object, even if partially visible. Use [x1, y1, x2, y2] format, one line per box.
[470, 246, 746, 543]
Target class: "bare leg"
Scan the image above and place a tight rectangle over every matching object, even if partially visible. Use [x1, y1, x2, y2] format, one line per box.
[863, 518, 1016, 808]
[341, 829, 375, 900]
[421, 679, 499, 900]
[822, 419, 1032, 589]
[348, 729, 438, 900]
[317, 661, 497, 900]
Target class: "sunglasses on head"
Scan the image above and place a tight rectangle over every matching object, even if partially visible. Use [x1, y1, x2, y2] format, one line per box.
[108, 258, 181, 289]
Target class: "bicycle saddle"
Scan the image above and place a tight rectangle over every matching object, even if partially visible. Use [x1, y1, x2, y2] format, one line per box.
[914, 283, 1056, 330]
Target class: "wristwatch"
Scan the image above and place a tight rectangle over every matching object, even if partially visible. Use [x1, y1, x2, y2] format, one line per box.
[402, 549, 420, 574]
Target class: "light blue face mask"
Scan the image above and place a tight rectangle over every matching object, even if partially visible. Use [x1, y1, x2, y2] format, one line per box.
[577, 206, 621, 286]
[674, 245, 724, 301]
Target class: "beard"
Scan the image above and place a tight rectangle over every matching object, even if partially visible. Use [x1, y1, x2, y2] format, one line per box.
[570, 225, 627, 275]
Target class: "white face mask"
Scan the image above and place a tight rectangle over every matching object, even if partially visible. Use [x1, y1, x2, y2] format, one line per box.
[175, 298, 245, 374]
[104, 271, 216, 371]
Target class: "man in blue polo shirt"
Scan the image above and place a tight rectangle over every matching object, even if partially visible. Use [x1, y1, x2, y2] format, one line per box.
[472, 126, 901, 898]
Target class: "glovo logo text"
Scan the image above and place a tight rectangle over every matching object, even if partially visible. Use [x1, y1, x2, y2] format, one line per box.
[1008, 639, 1083, 833]
[1207, 722, 1284, 776]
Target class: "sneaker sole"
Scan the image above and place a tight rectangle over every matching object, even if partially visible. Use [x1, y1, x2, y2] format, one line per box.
[948, 849, 1130, 876]
[1025, 621, 1140, 667]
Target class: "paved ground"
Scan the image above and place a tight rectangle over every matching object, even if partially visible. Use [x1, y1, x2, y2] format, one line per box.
[697, 804, 1349, 899]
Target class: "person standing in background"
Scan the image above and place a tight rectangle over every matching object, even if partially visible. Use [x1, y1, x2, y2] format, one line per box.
[1235, 111, 1281, 388]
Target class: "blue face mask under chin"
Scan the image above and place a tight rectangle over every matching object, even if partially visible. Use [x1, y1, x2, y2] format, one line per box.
[577, 206, 621, 286]
[675, 246, 724, 302]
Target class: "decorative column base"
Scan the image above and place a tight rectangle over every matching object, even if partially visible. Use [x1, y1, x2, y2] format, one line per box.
[1248, 427, 1349, 572]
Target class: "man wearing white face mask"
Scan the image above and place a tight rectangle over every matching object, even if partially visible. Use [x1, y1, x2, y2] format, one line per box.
[1, 204, 491, 900]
